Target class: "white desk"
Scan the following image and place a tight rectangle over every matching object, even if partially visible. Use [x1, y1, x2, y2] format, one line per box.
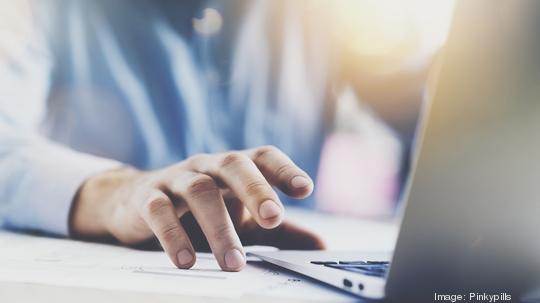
[0, 207, 398, 303]
[285, 207, 398, 251]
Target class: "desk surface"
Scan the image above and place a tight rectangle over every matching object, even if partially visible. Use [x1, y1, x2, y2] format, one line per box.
[0, 207, 398, 303]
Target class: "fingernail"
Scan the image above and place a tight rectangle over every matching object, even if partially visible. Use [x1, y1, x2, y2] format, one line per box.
[177, 249, 194, 266]
[259, 200, 281, 219]
[291, 176, 311, 188]
[225, 249, 245, 270]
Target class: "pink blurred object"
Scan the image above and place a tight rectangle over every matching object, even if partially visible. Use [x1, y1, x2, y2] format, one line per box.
[316, 132, 400, 218]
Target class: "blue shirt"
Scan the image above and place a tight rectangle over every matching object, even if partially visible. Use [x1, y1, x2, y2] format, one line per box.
[0, 0, 338, 235]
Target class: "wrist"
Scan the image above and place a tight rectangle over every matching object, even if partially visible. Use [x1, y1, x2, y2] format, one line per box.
[69, 167, 141, 239]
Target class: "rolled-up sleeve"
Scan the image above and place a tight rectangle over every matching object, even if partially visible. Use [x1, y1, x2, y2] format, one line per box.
[0, 2, 121, 236]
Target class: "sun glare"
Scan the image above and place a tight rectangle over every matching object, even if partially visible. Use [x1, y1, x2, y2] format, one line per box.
[333, 0, 455, 57]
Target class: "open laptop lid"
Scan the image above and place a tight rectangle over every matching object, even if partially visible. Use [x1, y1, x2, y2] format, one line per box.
[386, 0, 540, 300]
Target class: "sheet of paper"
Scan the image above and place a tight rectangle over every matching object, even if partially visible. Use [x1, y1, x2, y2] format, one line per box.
[0, 231, 355, 301]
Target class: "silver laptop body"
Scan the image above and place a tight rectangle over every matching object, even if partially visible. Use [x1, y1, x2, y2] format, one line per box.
[251, 1, 540, 300]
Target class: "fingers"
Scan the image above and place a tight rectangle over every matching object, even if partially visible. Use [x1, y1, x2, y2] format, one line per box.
[139, 189, 196, 269]
[111, 147, 316, 273]
[208, 152, 284, 229]
[247, 146, 313, 198]
[168, 173, 246, 271]
[188, 147, 313, 229]
[140, 146, 314, 272]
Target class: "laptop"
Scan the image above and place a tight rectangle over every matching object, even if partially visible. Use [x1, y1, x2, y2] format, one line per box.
[250, 1, 540, 300]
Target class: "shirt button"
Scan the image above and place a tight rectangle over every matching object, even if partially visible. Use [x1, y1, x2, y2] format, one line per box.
[193, 8, 223, 36]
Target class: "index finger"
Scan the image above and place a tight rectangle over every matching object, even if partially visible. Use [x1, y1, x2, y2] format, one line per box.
[247, 146, 314, 198]
[192, 152, 284, 229]
[138, 189, 196, 269]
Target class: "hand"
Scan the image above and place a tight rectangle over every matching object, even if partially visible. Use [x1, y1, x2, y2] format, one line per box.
[70, 146, 325, 271]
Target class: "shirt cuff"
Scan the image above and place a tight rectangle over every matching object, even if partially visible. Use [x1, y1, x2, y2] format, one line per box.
[4, 142, 122, 236]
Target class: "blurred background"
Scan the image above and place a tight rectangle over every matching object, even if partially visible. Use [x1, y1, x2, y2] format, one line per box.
[0, 0, 455, 220]
[307, 0, 455, 218]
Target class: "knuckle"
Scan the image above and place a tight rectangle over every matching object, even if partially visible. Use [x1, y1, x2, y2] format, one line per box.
[274, 163, 294, 179]
[160, 224, 182, 244]
[144, 197, 170, 217]
[220, 152, 248, 168]
[245, 180, 270, 197]
[253, 145, 280, 161]
[211, 223, 235, 242]
[187, 153, 209, 165]
[186, 174, 218, 196]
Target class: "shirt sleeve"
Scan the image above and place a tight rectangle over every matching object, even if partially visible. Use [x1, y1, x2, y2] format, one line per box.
[0, 133, 122, 236]
[0, 2, 122, 236]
